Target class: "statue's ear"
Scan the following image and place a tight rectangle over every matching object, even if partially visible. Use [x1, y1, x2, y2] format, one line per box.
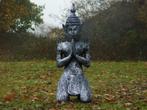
[63, 24, 69, 32]
[62, 24, 67, 30]
[62, 24, 66, 32]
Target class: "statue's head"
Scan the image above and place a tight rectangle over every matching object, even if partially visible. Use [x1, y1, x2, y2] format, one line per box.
[63, 4, 82, 40]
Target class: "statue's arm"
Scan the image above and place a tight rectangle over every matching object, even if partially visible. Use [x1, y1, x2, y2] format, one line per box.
[75, 52, 90, 67]
[56, 46, 72, 68]
[75, 43, 90, 67]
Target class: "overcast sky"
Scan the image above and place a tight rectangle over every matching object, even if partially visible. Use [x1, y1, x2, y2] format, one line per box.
[31, 0, 73, 27]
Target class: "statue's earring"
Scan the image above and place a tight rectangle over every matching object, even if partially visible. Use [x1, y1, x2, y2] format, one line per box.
[63, 24, 69, 33]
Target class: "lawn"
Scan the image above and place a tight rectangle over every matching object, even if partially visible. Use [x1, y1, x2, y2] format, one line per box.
[0, 60, 146, 110]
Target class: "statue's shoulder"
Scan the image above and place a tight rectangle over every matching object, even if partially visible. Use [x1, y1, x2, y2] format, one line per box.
[57, 41, 71, 50]
[76, 41, 89, 50]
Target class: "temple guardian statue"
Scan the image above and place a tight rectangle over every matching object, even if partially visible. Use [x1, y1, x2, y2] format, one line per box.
[56, 4, 92, 102]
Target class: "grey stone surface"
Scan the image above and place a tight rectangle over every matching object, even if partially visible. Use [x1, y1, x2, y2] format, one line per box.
[56, 4, 92, 102]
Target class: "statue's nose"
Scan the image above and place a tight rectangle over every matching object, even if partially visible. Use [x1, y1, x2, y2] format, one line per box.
[71, 31, 75, 35]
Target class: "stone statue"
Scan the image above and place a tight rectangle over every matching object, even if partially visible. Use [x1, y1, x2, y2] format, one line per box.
[56, 4, 91, 102]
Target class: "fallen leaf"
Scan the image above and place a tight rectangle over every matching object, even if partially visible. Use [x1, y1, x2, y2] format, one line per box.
[3, 91, 16, 102]
[124, 102, 132, 108]
[104, 94, 116, 103]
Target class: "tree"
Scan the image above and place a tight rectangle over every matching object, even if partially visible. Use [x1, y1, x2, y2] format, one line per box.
[0, 0, 43, 32]
[137, 0, 147, 27]
[74, 0, 110, 20]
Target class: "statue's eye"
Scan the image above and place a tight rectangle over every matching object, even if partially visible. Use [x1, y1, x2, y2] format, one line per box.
[73, 26, 76, 29]
[74, 28, 77, 31]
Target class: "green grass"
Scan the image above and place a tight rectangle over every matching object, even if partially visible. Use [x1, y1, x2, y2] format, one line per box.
[0, 60, 146, 110]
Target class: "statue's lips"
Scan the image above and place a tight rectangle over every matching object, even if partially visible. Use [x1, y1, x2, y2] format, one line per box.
[70, 34, 77, 38]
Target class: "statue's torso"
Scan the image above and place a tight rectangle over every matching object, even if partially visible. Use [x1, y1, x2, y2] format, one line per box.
[58, 41, 88, 70]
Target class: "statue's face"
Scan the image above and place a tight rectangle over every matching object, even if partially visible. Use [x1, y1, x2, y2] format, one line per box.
[64, 25, 81, 39]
